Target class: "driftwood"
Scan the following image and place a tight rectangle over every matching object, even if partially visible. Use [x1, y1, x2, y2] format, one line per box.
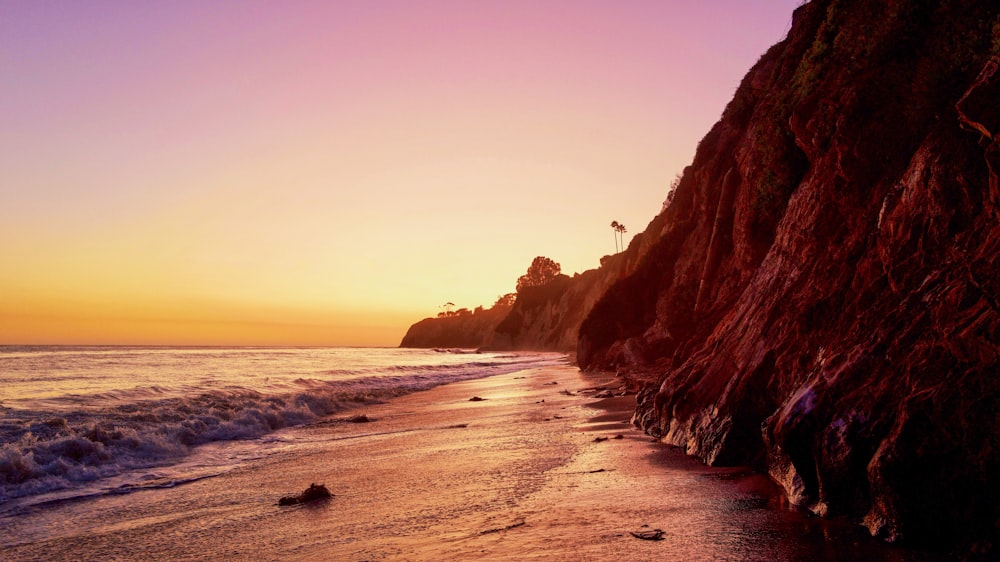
[480, 519, 526, 534]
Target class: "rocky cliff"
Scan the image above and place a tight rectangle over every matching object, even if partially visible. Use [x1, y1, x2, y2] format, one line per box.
[487, 269, 608, 351]
[399, 184, 686, 350]
[578, 0, 999, 552]
[399, 304, 511, 349]
[400, 260, 629, 352]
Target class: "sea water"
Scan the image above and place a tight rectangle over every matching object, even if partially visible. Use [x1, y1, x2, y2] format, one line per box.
[0, 346, 565, 509]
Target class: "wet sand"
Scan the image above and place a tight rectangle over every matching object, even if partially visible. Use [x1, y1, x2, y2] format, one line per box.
[3, 365, 938, 561]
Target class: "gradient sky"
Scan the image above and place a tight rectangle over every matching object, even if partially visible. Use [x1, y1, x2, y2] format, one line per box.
[1, 0, 802, 346]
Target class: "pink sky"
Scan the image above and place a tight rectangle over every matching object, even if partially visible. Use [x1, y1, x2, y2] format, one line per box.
[0, 0, 802, 345]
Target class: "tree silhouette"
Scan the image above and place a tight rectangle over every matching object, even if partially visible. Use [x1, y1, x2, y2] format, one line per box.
[493, 293, 517, 309]
[516, 256, 561, 293]
[610, 221, 627, 253]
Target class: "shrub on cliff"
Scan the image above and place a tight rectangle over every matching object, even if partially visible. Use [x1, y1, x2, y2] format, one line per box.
[516, 256, 561, 293]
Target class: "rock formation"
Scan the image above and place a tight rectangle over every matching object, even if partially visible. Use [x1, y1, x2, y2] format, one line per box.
[399, 303, 511, 349]
[278, 483, 333, 506]
[578, 0, 999, 552]
[489, 268, 614, 351]
[401, 253, 643, 352]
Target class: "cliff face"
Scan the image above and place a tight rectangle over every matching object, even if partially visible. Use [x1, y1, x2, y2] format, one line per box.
[399, 305, 510, 349]
[579, 0, 999, 550]
[401, 255, 635, 352]
[489, 264, 627, 352]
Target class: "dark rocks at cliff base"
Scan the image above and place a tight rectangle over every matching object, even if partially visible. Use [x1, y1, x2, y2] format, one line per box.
[278, 483, 333, 506]
[573, 0, 1000, 553]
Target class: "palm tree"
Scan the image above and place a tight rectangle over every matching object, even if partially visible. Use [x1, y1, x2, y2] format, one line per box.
[616, 223, 627, 252]
[610, 220, 621, 253]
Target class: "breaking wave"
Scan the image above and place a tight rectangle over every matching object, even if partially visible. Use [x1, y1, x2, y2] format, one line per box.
[0, 352, 564, 503]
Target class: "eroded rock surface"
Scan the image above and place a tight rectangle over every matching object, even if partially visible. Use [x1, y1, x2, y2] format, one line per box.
[579, 0, 999, 551]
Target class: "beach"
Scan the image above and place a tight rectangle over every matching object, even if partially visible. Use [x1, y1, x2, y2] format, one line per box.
[3, 365, 936, 561]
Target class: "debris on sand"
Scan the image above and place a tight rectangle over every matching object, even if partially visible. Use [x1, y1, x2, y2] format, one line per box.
[559, 389, 574, 396]
[480, 518, 526, 534]
[630, 528, 666, 541]
[613, 434, 624, 439]
[346, 414, 374, 423]
[594, 437, 609, 443]
[278, 483, 333, 506]
[469, 396, 487, 402]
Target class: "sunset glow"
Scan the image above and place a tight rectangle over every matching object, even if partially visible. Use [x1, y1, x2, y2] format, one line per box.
[1, 1, 801, 346]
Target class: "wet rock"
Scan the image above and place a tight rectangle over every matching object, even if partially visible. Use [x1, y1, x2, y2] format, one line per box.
[278, 483, 333, 506]
[630, 529, 666, 541]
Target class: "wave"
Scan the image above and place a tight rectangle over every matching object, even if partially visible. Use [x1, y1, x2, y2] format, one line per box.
[0, 353, 564, 503]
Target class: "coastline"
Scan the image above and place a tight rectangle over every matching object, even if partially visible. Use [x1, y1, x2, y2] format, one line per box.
[3, 365, 938, 561]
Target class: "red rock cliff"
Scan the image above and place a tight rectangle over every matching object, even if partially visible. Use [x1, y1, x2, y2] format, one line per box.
[578, 0, 1000, 551]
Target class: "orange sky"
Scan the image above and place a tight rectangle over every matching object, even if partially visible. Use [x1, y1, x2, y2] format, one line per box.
[0, 1, 800, 346]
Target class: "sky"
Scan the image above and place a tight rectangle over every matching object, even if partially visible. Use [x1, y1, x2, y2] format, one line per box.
[0, 0, 802, 346]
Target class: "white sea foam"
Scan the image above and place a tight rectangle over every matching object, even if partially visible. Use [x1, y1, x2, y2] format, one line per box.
[0, 347, 565, 504]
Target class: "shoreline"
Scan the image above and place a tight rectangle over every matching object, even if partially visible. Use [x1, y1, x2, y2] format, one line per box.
[3, 365, 939, 561]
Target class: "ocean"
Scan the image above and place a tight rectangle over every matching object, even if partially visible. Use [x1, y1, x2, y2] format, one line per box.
[0, 346, 565, 510]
